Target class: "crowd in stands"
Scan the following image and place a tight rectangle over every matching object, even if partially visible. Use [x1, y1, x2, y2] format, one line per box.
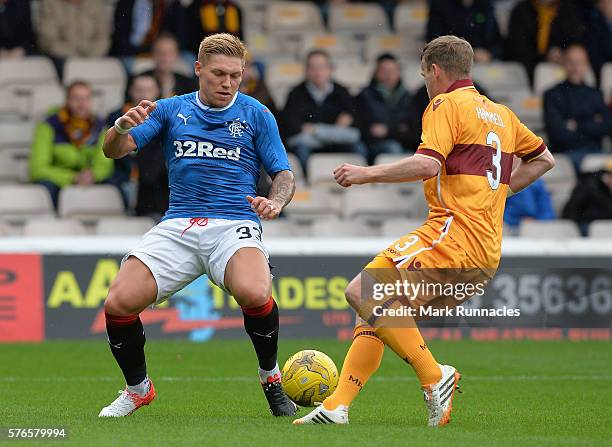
[0, 0, 611, 237]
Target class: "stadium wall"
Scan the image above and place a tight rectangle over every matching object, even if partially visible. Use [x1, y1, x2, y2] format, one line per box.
[0, 238, 610, 342]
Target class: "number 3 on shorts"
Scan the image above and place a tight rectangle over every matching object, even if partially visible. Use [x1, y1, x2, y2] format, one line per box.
[236, 226, 262, 241]
[487, 130, 502, 190]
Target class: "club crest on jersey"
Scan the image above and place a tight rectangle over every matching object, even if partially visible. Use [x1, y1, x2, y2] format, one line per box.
[226, 118, 248, 137]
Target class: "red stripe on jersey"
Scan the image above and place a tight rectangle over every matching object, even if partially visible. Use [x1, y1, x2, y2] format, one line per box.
[416, 148, 445, 165]
[446, 144, 513, 184]
[521, 142, 547, 162]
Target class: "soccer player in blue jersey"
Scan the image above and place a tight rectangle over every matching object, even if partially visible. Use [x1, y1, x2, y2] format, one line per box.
[98, 34, 297, 418]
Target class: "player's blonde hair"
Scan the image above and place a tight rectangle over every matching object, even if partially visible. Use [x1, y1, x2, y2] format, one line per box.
[421, 35, 473, 79]
[198, 33, 247, 65]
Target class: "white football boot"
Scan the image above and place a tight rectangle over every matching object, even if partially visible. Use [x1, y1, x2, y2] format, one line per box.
[98, 380, 156, 417]
[293, 403, 349, 425]
[422, 364, 461, 427]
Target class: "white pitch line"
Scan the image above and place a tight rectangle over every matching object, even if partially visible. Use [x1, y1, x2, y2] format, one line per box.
[0, 375, 610, 383]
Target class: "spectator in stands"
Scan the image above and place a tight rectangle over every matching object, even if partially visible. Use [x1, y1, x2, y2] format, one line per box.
[504, 178, 556, 235]
[182, 0, 243, 56]
[0, 0, 35, 59]
[38, 0, 110, 76]
[140, 33, 197, 98]
[426, 0, 503, 63]
[356, 53, 413, 163]
[562, 162, 612, 235]
[544, 45, 612, 172]
[239, 57, 278, 117]
[30, 81, 113, 208]
[110, 0, 183, 66]
[587, 0, 612, 84]
[282, 49, 364, 171]
[507, 0, 586, 84]
[107, 74, 169, 218]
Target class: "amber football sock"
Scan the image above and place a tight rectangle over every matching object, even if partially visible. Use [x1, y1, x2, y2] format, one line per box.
[375, 325, 442, 386]
[322, 326, 384, 410]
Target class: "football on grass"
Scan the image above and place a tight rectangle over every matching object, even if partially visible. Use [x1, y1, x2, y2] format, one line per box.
[281, 350, 339, 407]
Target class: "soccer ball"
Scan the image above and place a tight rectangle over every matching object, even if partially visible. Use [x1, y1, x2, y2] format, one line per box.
[281, 350, 339, 407]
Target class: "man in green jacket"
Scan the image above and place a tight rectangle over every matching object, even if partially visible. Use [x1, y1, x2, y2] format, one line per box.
[30, 81, 113, 207]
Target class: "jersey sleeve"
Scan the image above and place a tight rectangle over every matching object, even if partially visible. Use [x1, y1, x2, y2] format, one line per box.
[128, 98, 169, 150]
[415, 96, 460, 166]
[254, 107, 291, 176]
[512, 113, 546, 162]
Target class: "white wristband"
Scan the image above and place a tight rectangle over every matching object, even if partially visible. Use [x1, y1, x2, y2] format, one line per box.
[114, 117, 130, 135]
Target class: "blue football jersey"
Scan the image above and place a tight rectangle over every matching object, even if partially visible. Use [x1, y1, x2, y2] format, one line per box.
[129, 92, 291, 223]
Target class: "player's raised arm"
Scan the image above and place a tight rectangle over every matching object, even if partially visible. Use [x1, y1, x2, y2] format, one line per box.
[333, 155, 439, 187]
[103, 100, 157, 159]
[508, 149, 555, 194]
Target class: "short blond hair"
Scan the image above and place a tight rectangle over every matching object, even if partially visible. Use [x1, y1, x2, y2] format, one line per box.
[198, 33, 247, 64]
[421, 35, 473, 79]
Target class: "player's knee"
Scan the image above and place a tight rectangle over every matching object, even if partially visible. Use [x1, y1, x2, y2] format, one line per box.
[104, 283, 138, 317]
[234, 282, 270, 308]
[345, 281, 361, 310]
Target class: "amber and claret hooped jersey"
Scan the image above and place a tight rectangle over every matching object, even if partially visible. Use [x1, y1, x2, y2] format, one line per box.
[414, 79, 546, 270]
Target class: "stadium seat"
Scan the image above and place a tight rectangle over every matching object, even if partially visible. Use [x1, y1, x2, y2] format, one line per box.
[0, 151, 21, 183]
[244, 32, 288, 60]
[580, 153, 612, 173]
[588, 220, 612, 239]
[95, 217, 156, 236]
[329, 3, 390, 34]
[343, 185, 412, 222]
[0, 147, 30, 183]
[394, 2, 428, 42]
[0, 121, 36, 149]
[381, 218, 425, 238]
[58, 185, 124, 221]
[90, 84, 125, 117]
[401, 60, 424, 92]
[601, 62, 612, 104]
[0, 89, 21, 118]
[63, 57, 126, 87]
[266, 1, 324, 34]
[541, 153, 576, 214]
[312, 218, 377, 238]
[364, 34, 411, 62]
[542, 153, 575, 188]
[333, 58, 374, 94]
[23, 218, 87, 236]
[299, 34, 359, 60]
[518, 220, 581, 239]
[131, 56, 192, 78]
[261, 219, 309, 237]
[0, 56, 58, 88]
[472, 62, 529, 93]
[307, 153, 367, 188]
[0, 184, 54, 223]
[264, 60, 304, 108]
[0, 220, 13, 237]
[500, 88, 543, 132]
[29, 84, 65, 119]
[283, 187, 340, 222]
[286, 152, 306, 187]
[533, 62, 596, 95]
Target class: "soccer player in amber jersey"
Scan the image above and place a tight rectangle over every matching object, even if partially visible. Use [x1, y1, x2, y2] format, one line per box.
[295, 36, 555, 427]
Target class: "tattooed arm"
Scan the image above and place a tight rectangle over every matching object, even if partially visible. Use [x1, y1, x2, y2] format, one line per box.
[247, 170, 295, 220]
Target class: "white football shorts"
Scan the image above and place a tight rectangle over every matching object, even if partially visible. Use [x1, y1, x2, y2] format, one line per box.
[122, 217, 268, 303]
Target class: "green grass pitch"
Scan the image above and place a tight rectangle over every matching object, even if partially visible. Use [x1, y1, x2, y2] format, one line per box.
[0, 339, 610, 447]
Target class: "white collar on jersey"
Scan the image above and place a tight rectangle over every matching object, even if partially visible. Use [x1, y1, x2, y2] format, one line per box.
[195, 91, 238, 112]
